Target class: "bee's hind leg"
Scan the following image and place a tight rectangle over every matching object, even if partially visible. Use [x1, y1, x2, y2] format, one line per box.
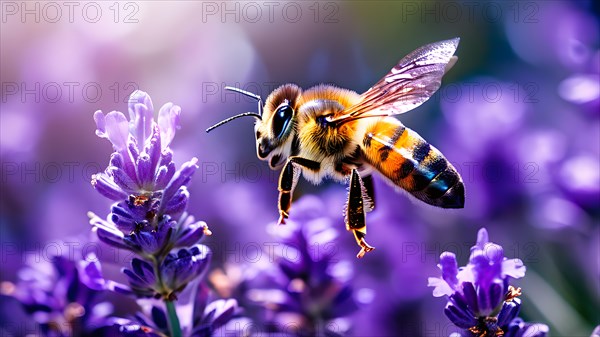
[362, 174, 376, 210]
[277, 157, 320, 225]
[345, 169, 375, 258]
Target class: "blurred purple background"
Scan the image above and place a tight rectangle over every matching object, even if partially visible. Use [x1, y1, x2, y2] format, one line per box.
[1, 1, 598, 336]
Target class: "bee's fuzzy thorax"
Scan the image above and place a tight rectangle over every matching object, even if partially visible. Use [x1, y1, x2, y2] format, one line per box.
[299, 84, 361, 112]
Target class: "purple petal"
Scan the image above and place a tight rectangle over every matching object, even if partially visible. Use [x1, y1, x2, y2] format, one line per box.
[204, 299, 238, 330]
[123, 268, 146, 286]
[105, 111, 130, 151]
[428, 277, 454, 297]
[444, 303, 476, 329]
[155, 162, 176, 190]
[151, 306, 168, 331]
[159, 149, 173, 167]
[158, 102, 181, 149]
[471, 252, 499, 289]
[508, 319, 549, 337]
[131, 258, 156, 284]
[519, 323, 550, 337]
[79, 253, 106, 290]
[110, 152, 125, 169]
[462, 282, 479, 314]
[497, 298, 521, 327]
[162, 158, 198, 206]
[148, 128, 161, 166]
[502, 258, 527, 280]
[89, 213, 123, 235]
[128, 140, 140, 162]
[110, 166, 139, 193]
[137, 153, 154, 187]
[94, 228, 130, 250]
[475, 228, 489, 250]
[457, 265, 475, 285]
[193, 283, 211, 323]
[94, 110, 108, 138]
[477, 284, 491, 314]
[440, 252, 459, 290]
[127, 90, 154, 146]
[175, 220, 206, 247]
[162, 187, 189, 217]
[488, 282, 503, 312]
[162, 245, 211, 292]
[483, 243, 504, 264]
[91, 173, 128, 201]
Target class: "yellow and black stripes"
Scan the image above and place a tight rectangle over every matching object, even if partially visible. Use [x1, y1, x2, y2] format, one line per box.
[361, 118, 464, 208]
[378, 124, 405, 162]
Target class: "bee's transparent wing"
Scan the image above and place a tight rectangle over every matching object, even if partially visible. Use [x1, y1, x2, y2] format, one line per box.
[331, 38, 459, 122]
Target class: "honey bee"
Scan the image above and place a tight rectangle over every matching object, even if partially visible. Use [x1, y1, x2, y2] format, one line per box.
[207, 38, 464, 258]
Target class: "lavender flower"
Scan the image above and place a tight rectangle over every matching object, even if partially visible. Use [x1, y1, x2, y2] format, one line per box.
[121, 245, 212, 299]
[89, 91, 213, 300]
[1, 249, 114, 336]
[84, 90, 247, 337]
[429, 228, 548, 337]
[237, 196, 365, 337]
[91, 90, 209, 256]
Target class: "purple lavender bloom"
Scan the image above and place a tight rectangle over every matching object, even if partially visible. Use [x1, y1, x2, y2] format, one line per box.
[85, 90, 235, 337]
[91, 91, 206, 256]
[121, 258, 159, 298]
[1, 250, 114, 336]
[86, 228, 212, 301]
[161, 245, 212, 298]
[239, 196, 364, 337]
[89, 212, 209, 257]
[429, 228, 548, 337]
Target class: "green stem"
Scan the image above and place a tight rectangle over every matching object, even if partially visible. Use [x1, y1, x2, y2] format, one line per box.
[165, 300, 182, 337]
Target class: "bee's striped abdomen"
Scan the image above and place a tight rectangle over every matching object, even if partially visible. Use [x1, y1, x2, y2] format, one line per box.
[361, 118, 464, 208]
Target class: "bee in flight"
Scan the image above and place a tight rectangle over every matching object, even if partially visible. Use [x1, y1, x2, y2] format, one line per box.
[207, 38, 464, 258]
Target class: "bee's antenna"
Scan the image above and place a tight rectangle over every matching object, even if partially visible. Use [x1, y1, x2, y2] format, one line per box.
[206, 86, 265, 133]
[206, 112, 262, 133]
[224, 86, 263, 117]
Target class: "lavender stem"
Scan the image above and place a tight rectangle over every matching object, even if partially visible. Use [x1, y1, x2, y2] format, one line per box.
[166, 300, 182, 337]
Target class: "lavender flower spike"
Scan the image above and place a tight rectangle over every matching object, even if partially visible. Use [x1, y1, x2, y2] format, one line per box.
[429, 228, 548, 337]
[92, 90, 192, 211]
[1, 249, 116, 336]
[91, 91, 209, 256]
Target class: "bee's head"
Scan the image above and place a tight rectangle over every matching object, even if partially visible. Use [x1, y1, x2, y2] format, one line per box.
[206, 84, 301, 169]
[255, 84, 301, 168]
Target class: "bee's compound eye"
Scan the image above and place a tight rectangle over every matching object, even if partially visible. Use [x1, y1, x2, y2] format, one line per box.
[272, 105, 294, 139]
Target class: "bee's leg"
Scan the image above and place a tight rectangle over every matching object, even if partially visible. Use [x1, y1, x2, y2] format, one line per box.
[345, 169, 375, 258]
[277, 157, 320, 225]
[362, 175, 376, 211]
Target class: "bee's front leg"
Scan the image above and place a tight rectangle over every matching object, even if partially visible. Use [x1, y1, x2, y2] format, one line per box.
[345, 169, 375, 258]
[277, 157, 320, 225]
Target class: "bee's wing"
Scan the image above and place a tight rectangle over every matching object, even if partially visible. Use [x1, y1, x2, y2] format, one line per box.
[331, 38, 459, 122]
